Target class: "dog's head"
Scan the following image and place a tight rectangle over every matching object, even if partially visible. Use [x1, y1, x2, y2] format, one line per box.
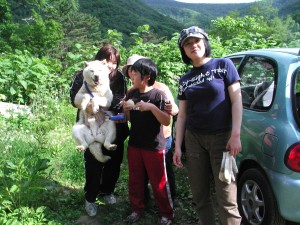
[83, 60, 110, 87]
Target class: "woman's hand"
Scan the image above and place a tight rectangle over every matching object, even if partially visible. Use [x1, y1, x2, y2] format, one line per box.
[173, 147, 183, 168]
[226, 134, 242, 156]
[164, 101, 172, 114]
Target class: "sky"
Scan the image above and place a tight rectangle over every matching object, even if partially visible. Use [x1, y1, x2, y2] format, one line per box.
[175, 0, 257, 3]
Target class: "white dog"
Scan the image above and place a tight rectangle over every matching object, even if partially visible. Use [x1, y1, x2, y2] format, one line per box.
[72, 60, 117, 163]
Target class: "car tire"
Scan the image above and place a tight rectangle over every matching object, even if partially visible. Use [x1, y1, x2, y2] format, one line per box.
[237, 168, 285, 225]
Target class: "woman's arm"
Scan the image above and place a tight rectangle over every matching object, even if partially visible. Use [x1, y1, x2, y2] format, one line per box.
[163, 85, 179, 116]
[70, 70, 83, 108]
[173, 100, 187, 168]
[155, 82, 179, 116]
[123, 100, 131, 121]
[109, 71, 127, 113]
[227, 81, 243, 156]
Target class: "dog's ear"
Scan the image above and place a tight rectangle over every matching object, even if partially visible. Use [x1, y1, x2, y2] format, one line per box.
[101, 59, 107, 65]
[84, 61, 89, 68]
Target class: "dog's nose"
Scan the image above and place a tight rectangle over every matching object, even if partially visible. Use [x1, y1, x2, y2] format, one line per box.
[94, 75, 99, 82]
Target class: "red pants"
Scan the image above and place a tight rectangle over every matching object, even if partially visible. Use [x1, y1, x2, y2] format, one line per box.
[127, 145, 174, 219]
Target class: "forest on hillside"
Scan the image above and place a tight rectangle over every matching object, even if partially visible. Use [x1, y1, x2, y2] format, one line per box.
[78, 0, 183, 45]
[143, 0, 300, 28]
[1, 0, 300, 224]
[1, 0, 299, 91]
[2, 0, 299, 60]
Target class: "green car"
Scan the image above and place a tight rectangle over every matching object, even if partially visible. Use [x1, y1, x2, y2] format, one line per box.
[225, 48, 300, 225]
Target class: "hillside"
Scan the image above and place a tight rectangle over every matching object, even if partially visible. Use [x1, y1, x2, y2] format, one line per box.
[142, 0, 300, 28]
[6, 0, 299, 54]
[78, 0, 184, 44]
[142, 0, 250, 28]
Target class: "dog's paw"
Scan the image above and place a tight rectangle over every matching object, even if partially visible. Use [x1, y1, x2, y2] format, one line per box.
[76, 145, 87, 152]
[93, 97, 109, 108]
[92, 108, 99, 114]
[108, 144, 117, 151]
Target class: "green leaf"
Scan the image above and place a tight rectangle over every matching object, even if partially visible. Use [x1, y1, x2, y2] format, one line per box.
[19, 80, 27, 89]
[9, 87, 16, 95]
[9, 185, 19, 193]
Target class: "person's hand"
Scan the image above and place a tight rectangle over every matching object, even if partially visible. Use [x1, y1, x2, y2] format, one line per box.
[173, 148, 183, 168]
[164, 101, 172, 114]
[226, 135, 242, 156]
[122, 100, 133, 112]
[135, 101, 153, 112]
[115, 118, 127, 123]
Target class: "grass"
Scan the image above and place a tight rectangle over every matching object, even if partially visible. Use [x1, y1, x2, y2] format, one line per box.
[73, 166, 199, 225]
[0, 98, 201, 225]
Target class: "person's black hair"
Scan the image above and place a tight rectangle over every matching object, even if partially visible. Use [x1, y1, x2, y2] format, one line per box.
[131, 58, 157, 86]
[179, 38, 211, 65]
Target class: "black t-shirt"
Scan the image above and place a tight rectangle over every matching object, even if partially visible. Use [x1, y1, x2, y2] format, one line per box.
[126, 88, 166, 151]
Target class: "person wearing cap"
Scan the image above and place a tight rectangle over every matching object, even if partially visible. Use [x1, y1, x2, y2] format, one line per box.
[173, 26, 242, 225]
[123, 54, 179, 202]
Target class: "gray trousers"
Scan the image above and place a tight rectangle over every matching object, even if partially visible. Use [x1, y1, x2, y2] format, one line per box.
[185, 130, 241, 225]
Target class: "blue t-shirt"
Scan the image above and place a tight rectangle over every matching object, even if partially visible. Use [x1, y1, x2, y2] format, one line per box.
[177, 58, 240, 134]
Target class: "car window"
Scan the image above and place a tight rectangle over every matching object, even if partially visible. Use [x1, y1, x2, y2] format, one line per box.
[238, 56, 276, 110]
[229, 57, 244, 68]
[293, 68, 300, 121]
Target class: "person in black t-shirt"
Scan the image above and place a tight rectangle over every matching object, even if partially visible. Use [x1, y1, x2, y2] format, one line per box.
[123, 55, 179, 202]
[123, 58, 174, 225]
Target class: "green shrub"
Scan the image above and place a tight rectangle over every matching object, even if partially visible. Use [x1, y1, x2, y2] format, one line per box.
[0, 50, 65, 104]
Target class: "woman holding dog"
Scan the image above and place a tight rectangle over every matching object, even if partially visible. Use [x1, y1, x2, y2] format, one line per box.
[173, 26, 242, 225]
[70, 44, 129, 217]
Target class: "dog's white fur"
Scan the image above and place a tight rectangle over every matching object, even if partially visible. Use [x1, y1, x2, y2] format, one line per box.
[72, 60, 117, 163]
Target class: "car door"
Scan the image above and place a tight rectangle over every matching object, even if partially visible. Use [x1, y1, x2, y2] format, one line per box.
[227, 55, 278, 161]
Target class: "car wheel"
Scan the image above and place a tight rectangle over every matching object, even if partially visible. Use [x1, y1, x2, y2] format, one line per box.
[237, 168, 285, 225]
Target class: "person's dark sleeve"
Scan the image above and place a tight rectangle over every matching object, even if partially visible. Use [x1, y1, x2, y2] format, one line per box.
[70, 70, 83, 108]
[109, 70, 127, 114]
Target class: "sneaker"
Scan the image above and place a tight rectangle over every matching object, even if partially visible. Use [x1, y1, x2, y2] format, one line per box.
[85, 200, 97, 217]
[127, 212, 140, 223]
[158, 216, 172, 225]
[103, 194, 117, 204]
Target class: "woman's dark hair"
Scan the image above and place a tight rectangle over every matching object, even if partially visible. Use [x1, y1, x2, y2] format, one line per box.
[131, 58, 157, 86]
[94, 44, 120, 78]
[179, 38, 211, 65]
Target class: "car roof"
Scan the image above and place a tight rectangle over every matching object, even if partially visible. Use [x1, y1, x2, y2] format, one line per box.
[226, 48, 300, 57]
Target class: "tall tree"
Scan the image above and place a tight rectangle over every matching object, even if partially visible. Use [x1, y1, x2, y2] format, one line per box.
[1, 0, 63, 56]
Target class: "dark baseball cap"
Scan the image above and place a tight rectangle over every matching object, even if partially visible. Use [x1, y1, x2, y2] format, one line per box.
[178, 26, 208, 47]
